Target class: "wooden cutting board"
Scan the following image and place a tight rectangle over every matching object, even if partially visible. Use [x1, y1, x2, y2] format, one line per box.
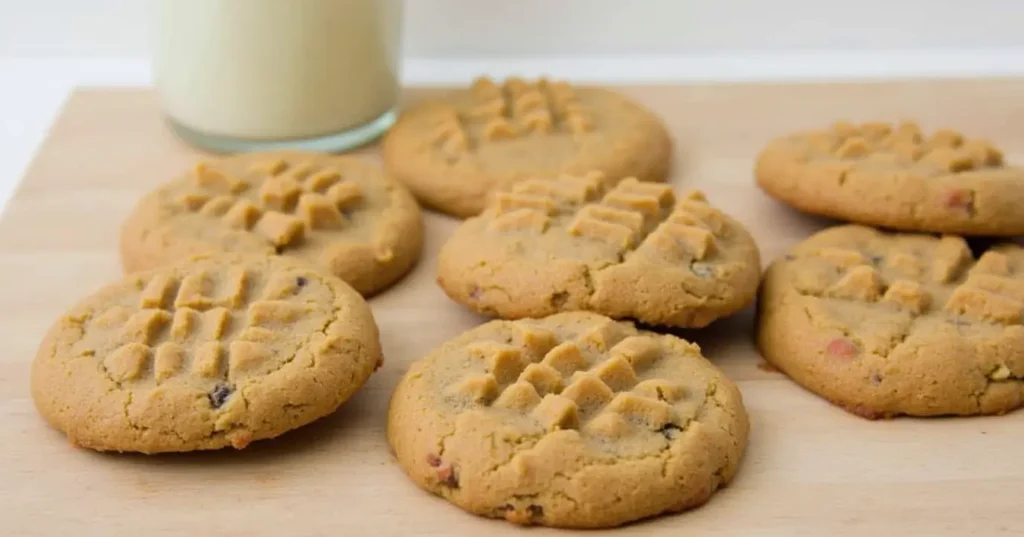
[3, 82, 1024, 536]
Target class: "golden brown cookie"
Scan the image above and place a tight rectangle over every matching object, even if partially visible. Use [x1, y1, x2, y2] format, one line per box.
[756, 120, 1024, 236]
[121, 152, 423, 296]
[757, 225, 1024, 418]
[437, 173, 761, 328]
[387, 312, 748, 528]
[31, 254, 381, 453]
[382, 76, 673, 218]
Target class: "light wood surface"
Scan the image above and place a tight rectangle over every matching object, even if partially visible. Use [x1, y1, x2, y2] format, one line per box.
[3, 82, 1024, 536]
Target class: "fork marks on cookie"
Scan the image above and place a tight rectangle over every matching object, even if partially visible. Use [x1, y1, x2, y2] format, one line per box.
[810, 121, 1005, 172]
[176, 159, 368, 252]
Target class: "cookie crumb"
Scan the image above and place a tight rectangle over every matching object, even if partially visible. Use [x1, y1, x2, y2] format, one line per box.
[229, 430, 253, 449]
[756, 361, 779, 373]
[825, 338, 859, 360]
[208, 383, 233, 409]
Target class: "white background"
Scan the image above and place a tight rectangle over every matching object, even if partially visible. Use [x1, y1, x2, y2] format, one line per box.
[4, 0, 1024, 58]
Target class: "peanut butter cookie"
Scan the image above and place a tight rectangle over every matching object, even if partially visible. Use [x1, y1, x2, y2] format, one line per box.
[756, 121, 1024, 235]
[31, 254, 381, 453]
[437, 173, 761, 328]
[382, 76, 672, 218]
[121, 152, 423, 296]
[387, 312, 748, 528]
[757, 225, 1024, 418]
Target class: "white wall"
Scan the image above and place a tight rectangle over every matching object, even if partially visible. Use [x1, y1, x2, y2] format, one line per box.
[3, 0, 1024, 59]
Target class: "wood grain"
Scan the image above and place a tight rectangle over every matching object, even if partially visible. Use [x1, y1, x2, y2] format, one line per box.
[2, 82, 1024, 536]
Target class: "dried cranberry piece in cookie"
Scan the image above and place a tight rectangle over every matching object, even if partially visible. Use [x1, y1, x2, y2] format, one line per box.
[436, 462, 459, 488]
[425, 452, 459, 487]
[825, 338, 859, 360]
[943, 188, 975, 216]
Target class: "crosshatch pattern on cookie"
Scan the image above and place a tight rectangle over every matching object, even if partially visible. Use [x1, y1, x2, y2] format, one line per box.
[431, 76, 596, 155]
[445, 319, 699, 441]
[804, 120, 1005, 173]
[173, 159, 368, 251]
[84, 265, 320, 402]
[487, 172, 728, 265]
[787, 233, 1024, 326]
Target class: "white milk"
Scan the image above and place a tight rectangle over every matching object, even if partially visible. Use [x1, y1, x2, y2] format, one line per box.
[155, 0, 402, 141]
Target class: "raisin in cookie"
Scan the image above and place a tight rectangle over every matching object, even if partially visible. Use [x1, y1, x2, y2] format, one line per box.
[757, 224, 1024, 418]
[382, 76, 672, 218]
[387, 312, 748, 528]
[121, 152, 423, 296]
[756, 120, 1024, 236]
[31, 254, 381, 453]
[437, 173, 761, 328]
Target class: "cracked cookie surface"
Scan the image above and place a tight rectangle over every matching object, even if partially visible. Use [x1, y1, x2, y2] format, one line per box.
[120, 152, 423, 296]
[31, 254, 381, 453]
[757, 224, 1024, 418]
[756, 120, 1024, 236]
[437, 173, 761, 328]
[387, 312, 748, 528]
[382, 76, 672, 218]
